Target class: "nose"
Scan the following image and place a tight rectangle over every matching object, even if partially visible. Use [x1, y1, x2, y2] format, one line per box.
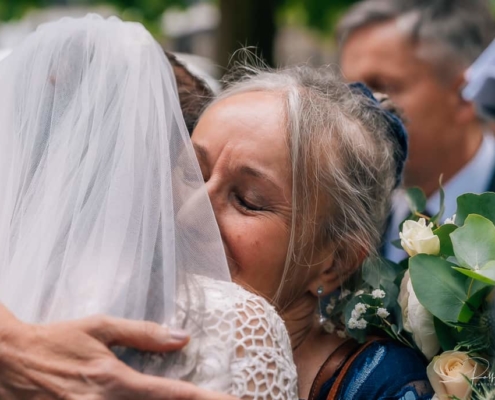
[175, 181, 230, 278]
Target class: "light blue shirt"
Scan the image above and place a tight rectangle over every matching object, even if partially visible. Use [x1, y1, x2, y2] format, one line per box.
[384, 134, 495, 263]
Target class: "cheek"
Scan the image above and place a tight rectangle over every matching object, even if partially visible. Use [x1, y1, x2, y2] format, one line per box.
[221, 213, 290, 299]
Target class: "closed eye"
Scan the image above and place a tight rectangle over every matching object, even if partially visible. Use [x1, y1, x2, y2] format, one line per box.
[234, 194, 264, 212]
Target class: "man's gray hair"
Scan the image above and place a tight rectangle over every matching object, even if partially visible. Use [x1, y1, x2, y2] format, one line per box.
[337, 0, 495, 75]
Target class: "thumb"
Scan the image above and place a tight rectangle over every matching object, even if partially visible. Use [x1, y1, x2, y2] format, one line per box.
[75, 315, 190, 352]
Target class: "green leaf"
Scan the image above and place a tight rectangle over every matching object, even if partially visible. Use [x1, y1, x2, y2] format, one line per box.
[450, 215, 495, 270]
[457, 281, 492, 322]
[433, 317, 467, 351]
[405, 187, 427, 214]
[362, 257, 403, 288]
[456, 192, 495, 225]
[391, 239, 403, 250]
[453, 262, 495, 285]
[381, 280, 399, 309]
[433, 224, 457, 257]
[430, 177, 445, 225]
[409, 254, 470, 323]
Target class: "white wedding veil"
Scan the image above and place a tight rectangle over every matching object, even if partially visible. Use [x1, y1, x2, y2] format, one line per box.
[0, 14, 234, 380]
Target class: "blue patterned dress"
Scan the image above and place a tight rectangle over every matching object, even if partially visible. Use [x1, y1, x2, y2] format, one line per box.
[315, 341, 434, 400]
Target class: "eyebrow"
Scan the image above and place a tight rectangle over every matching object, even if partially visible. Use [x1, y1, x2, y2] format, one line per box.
[193, 142, 284, 191]
[237, 165, 282, 191]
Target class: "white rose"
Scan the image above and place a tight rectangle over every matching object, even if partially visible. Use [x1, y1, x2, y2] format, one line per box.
[399, 218, 440, 257]
[398, 271, 440, 360]
[427, 351, 485, 400]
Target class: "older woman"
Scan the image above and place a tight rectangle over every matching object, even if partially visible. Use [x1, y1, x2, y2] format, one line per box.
[0, 61, 431, 399]
[191, 66, 433, 400]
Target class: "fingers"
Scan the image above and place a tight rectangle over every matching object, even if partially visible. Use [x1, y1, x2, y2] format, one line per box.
[121, 367, 240, 400]
[75, 315, 190, 352]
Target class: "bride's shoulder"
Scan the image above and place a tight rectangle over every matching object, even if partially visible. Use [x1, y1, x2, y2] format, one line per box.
[197, 276, 283, 319]
[193, 275, 292, 348]
[189, 275, 298, 399]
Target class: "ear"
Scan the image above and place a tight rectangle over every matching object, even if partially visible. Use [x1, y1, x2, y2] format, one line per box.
[308, 244, 367, 297]
[451, 72, 478, 125]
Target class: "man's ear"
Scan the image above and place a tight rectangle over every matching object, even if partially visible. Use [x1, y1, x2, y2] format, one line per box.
[164, 51, 214, 135]
[452, 72, 478, 125]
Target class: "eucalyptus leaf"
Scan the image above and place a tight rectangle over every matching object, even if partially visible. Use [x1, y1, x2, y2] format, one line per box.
[456, 192, 495, 225]
[391, 239, 403, 250]
[381, 280, 399, 309]
[453, 263, 495, 285]
[457, 283, 492, 323]
[409, 254, 470, 323]
[362, 257, 403, 288]
[430, 178, 445, 225]
[450, 215, 495, 270]
[405, 187, 427, 214]
[434, 317, 465, 351]
[433, 224, 457, 257]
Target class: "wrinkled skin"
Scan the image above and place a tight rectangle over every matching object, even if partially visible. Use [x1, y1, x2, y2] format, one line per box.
[0, 304, 238, 400]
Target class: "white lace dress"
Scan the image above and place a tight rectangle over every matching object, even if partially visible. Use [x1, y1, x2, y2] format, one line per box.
[125, 276, 299, 400]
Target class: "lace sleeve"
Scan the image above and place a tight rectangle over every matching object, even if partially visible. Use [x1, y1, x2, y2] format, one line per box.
[131, 277, 298, 399]
[230, 286, 299, 400]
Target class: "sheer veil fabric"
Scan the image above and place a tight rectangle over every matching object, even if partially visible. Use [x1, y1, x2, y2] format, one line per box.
[0, 15, 297, 398]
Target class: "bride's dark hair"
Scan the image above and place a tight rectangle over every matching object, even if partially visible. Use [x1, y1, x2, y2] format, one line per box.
[165, 52, 214, 136]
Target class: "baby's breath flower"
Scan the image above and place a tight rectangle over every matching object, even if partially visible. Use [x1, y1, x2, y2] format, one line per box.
[325, 303, 335, 314]
[354, 290, 365, 297]
[351, 309, 361, 320]
[444, 214, 456, 225]
[354, 303, 368, 314]
[336, 329, 347, 339]
[347, 317, 359, 329]
[339, 289, 351, 299]
[372, 289, 386, 299]
[355, 318, 368, 330]
[377, 307, 390, 318]
[322, 320, 335, 334]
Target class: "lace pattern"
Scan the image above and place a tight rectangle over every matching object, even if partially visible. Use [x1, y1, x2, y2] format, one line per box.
[229, 284, 298, 399]
[125, 277, 298, 399]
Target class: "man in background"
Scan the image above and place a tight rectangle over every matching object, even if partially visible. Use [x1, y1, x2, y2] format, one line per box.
[337, 0, 495, 261]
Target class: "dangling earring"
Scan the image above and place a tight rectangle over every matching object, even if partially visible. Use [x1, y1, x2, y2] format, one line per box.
[317, 286, 327, 325]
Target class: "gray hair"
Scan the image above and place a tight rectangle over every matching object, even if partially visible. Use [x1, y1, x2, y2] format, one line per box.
[207, 66, 399, 308]
[337, 0, 495, 78]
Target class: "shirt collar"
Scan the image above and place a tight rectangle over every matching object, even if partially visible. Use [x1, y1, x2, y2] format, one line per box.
[426, 133, 495, 221]
[385, 133, 495, 262]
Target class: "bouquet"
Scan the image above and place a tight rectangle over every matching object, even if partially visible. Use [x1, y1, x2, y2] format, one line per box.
[340, 189, 495, 400]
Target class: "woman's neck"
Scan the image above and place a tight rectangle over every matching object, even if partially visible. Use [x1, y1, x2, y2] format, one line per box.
[279, 292, 317, 351]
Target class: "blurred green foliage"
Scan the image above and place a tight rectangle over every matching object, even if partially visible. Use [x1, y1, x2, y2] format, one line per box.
[280, 0, 360, 33]
[0, 0, 188, 22]
[98, 0, 187, 22]
[0, 0, 359, 33]
[0, 0, 42, 20]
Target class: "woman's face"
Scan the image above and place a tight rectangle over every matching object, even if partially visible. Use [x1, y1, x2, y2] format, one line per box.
[191, 92, 293, 301]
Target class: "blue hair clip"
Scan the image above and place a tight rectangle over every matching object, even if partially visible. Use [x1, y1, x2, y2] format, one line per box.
[348, 82, 408, 188]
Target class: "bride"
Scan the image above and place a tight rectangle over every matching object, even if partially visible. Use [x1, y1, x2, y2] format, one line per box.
[0, 14, 297, 399]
